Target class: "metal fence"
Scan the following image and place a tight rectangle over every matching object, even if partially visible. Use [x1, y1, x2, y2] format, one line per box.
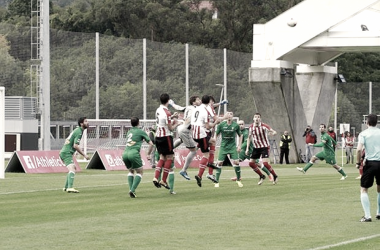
[1, 24, 380, 139]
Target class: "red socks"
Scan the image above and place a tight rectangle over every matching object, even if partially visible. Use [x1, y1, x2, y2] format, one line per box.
[198, 157, 208, 177]
[154, 159, 164, 179]
[249, 162, 263, 176]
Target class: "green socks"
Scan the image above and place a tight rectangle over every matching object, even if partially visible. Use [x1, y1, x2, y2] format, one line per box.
[304, 162, 313, 172]
[338, 168, 347, 177]
[64, 174, 69, 189]
[67, 171, 75, 188]
[169, 172, 175, 192]
[215, 168, 222, 182]
[234, 166, 241, 180]
[131, 174, 142, 192]
[127, 173, 134, 190]
[261, 166, 270, 176]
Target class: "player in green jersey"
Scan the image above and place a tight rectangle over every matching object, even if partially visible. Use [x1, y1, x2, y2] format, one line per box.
[59, 117, 90, 193]
[214, 112, 243, 187]
[123, 117, 153, 198]
[297, 123, 347, 180]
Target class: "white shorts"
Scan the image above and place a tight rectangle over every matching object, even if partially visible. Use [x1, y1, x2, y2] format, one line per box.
[178, 124, 197, 149]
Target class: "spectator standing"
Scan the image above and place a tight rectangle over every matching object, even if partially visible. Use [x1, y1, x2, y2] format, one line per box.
[344, 132, 355, 164]
[303, 125, 317, 162]
[279, 131, 292, 164]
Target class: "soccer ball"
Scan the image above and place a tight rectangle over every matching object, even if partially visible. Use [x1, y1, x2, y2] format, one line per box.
[287, 18, 297, 27]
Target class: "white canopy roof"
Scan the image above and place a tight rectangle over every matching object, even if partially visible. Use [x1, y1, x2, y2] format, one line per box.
[252, 0, 380, 66]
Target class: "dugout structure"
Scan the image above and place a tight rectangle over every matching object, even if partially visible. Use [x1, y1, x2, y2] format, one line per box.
[4, 97, 39, 158]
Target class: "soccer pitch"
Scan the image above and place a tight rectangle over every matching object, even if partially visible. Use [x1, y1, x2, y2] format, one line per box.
[0, 162, 379, 250]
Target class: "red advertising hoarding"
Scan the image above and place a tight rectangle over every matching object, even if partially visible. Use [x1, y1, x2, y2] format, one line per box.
[173, 149, 250, 168]
[5, 151, 81, 173]
[86, 149, 151, 170]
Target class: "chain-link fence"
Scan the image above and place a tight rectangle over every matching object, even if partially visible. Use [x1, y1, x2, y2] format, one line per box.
[1, 24, 380, 140]
[333, 81, 380, 137]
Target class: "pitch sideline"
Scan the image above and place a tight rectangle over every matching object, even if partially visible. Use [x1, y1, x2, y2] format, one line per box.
[307, 234, 380, 250]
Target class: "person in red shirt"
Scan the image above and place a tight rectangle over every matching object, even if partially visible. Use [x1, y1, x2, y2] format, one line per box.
[327, 126, 337, 151]
[303, 125, 317, 162]
[344, 132, 355, 164]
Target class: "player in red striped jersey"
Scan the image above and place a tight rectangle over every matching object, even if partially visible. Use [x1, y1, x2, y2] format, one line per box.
[153, 93, 182, 189]
[246, 113, 279, 185]
[191, 95, 217, 187]
[191, 95, 231, 187]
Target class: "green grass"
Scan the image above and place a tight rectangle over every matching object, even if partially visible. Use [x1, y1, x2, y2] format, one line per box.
[0, 161, 379, 250]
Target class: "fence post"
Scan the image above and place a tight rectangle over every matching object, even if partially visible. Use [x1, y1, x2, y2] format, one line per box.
[0, 87, 5, 179]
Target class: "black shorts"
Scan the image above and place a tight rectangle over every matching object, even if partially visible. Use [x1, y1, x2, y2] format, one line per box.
[250, 147, 269, 160]
[194, 137, 210, 153]
[206, 131, 212, 141]
[221, 154, 232, 166]
[361, 160, 380, 189]
[155, 136, 174, 156]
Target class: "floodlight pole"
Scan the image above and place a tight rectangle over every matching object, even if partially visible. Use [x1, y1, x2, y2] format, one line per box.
[40, 0, 51, 150]
[334, 82, 337, 136]
[96, 32, 99, 120]
[186, 44, 189, 106]
[143, 38, 147, 119]
[335, 78, 342, 168]
[216, 84, 224, 116]
[223, 48, 227, 114]
[334, 81, 337, 135]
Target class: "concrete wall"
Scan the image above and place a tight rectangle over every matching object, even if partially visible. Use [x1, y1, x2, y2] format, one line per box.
[296, 72, 336, 131]
[281, 70, 307, 163]
[248, 68, 300, 163]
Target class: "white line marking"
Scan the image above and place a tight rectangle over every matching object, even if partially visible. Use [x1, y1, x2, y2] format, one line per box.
[0, 183, 128, 195]
[307, 234, 380, 250]
[0, 171, 254, 195]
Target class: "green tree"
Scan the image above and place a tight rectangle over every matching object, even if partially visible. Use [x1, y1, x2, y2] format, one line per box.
[336, 52, 380, 82]
[0, 33, 28, 95]
[7, 0, 30, 17]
